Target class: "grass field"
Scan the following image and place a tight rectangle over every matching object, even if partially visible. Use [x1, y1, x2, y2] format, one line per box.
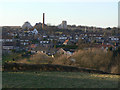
[2, 71, 119, 88]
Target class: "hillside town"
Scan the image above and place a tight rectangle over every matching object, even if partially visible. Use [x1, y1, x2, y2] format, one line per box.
[1, 13, 120, 57]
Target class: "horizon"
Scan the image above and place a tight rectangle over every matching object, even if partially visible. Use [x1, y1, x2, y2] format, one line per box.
[0, 22, 118, 29]
[0, 0, 118, 28]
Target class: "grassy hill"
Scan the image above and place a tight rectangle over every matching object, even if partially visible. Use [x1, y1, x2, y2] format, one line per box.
[2, 71, 119, 88]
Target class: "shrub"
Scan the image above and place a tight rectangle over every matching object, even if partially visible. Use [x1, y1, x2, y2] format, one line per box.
[52, 55, 74, 66]
[110, 55, 120, 74]
[72, 48, 114, 72]
[17, 52, 53, 64]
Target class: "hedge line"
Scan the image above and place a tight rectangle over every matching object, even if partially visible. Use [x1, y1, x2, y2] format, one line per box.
[3, 63, 116, 75]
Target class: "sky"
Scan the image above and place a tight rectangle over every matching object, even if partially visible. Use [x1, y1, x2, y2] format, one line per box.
[0, 0, 119, 28]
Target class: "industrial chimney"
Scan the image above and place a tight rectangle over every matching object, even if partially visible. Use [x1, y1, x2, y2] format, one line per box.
[42, 13, 45, 29]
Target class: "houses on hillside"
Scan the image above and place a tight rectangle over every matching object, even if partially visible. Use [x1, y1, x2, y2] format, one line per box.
[2, 21, 120, 56]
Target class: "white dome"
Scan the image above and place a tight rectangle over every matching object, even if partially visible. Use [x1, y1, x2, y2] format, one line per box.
[22, 21, 32, 29]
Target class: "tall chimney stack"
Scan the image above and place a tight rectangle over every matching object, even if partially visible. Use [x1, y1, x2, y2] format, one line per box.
[42, 13, 45, 29]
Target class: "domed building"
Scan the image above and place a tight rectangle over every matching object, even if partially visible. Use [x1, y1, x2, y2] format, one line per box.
[22, 21, 33, 30]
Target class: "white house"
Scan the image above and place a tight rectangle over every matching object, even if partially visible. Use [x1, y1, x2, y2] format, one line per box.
[32, 28, 38, 35]
[109, 37, 119, 41]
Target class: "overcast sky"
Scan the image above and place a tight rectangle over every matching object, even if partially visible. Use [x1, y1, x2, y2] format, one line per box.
[0, 0, 119, 28]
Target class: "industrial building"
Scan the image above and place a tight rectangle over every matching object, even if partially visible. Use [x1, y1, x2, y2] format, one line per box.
[58, 21, 67, 29]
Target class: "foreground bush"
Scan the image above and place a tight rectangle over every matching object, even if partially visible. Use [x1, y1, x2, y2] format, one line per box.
[16, 52, 53, 64]
[52, 55, 72, 65]
[71, 48, 120, 74]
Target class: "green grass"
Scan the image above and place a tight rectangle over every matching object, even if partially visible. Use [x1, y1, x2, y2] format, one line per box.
[2, 52, 31, 65]
[2, 53, 21, 64]
[2, 71, 119, 88]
